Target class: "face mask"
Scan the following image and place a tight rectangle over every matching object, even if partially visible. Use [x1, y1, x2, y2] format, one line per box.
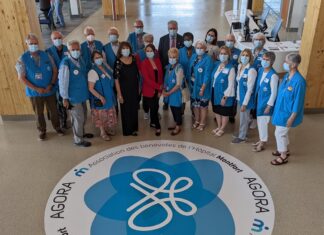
[283, 62, 290, 72]
[254, 40, 263, 48]
[87, 35, 95, 42]
[53, 39, 62, 47]
[184, 40, 193, 48]
[169, 29, 177, 37]
[28, 44, 39, 53]
[225, 40, 234, 49]
[240, 55, 250, 65]
[109, 35, 118, 43]
[219, 54, 229, 62]
[261, 59, 270, 69]
[94, 58, 103, 66]
[206, 35, 214, 43]
[196, 48, 205, 56]
[121, 48, 130, 57]
[146, 51, 155, 59]
[70, 50, 80, 59]
[169, 58, 177, 65]
[135, 27, 143, 34]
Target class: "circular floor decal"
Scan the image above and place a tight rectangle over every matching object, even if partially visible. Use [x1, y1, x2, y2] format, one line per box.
[45, 140, 274, 235]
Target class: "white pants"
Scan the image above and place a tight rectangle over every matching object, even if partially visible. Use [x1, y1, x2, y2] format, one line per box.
[275, 126, 290, 152]
[257, 116, 271, 142]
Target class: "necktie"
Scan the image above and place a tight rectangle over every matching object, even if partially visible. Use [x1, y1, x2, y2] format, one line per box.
[171, 37, 176, 48]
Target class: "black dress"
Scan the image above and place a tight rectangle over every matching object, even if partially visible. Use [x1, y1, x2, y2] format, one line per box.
[113, 57, 140, 136]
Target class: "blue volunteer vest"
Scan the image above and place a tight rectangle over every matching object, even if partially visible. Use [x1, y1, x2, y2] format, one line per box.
[253, 48, 267, 69]
[21, 51, 55, 97]
[103, 43, 117, 69]
[90, 64, 115, 110]
[127, 32, 146, 52]
[238, 66, 256, 110]
[61, 57, 89, 104]
[179, 46, 196, 81]
[164, 64, 183, 107]
[46, 45, 68, 68]
[211, 62, 235, 107]
[255, 68, 277, 116]
[229, 47, 241, 70]
[81, 40, 103, 72]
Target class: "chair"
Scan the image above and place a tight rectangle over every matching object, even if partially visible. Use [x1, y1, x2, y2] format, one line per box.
[266, 18, 282, 42]
[38, 6, 55, 31]
[253, 7, 270, 32]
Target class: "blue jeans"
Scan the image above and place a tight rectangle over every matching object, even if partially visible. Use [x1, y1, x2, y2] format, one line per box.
[55, 0, 65, 26]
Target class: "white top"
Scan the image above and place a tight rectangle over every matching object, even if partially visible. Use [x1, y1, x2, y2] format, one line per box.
[212, 65, 236, 97]
[236, 63, 257, 106]
[260, 71, 279, 106]
[88, 67, 112, 83]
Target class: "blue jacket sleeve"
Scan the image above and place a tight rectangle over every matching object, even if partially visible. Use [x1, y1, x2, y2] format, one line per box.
[292, 79, 306, 114]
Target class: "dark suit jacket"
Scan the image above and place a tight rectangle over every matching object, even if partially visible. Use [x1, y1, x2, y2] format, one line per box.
[158, 33, 184, 72]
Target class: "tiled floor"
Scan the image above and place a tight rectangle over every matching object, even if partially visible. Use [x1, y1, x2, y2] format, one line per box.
[1, 1, 324, 235]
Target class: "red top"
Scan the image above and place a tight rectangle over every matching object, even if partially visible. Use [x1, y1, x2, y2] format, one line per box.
[140, 57, 163, 97]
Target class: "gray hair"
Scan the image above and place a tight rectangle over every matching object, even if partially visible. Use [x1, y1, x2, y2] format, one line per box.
[287, 53, 301, 65]
[83, 26, 95, 35]
[263, 51, 276, 65]
[143, 33, 154, 41]
[195, 40, 207, 49]
[108, 26, 119, 35]
[67, 40, 80, 50]
[25, 33, 38, 43]
[168, 20, 178, 27]
[253, 32, 266, 42]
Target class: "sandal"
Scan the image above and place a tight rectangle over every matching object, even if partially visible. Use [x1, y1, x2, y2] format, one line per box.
[196, 123, 205, 131]
[272, 150, 290, 157]
[253, 142, 265, 152]
[101, 133, 111, 141]
[192, 121, 200, 129]
[212, 128, 219, 135]
[252, 141, 261, 147]
[215, 129, 225, 137]
[271, 156, 288, 165]
[171, 127, 181, 136]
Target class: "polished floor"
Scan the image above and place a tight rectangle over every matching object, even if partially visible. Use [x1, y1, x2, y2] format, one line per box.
[1, 0, 324, 235]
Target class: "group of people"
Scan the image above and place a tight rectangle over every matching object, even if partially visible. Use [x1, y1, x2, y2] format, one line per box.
[16, 19, 306, 166]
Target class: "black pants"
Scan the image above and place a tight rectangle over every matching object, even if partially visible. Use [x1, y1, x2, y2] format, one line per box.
[143, 94, 161, 129]
[171, 106, 182, 126]
[142, 95, 150, 113]
[56, 93, 68, 128]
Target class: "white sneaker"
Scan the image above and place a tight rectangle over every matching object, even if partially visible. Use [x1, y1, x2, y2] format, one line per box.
[249, 119, 257, 129]
[144, 112, 149, 120]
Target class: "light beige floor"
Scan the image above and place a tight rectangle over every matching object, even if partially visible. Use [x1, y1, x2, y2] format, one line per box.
[1, 0, 323, 235]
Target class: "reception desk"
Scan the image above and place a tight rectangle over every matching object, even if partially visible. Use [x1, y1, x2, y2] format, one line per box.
[225, 10, 300, 73]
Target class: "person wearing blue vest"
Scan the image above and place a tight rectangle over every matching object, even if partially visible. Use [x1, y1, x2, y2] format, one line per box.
[179, 32, 195, 114]
[232, 49, 257, 144]
[88, 50, 117, 141]
[163, 48, 185, 136]
[103, 27, 120, 70]
[59, 40, 93, 147]
[127, 19, 146, 53]
[271, 53, 306, 165]
[46, 31, 69, 129]
[224, 33, 241, 124]
[188, 40, 213, 131]
[250, 33, 267, 129]
[81, 26, 104, 73]
[253, 51, 279, 152]
[211, 46, 236, 137]
[15, 33, 64, 141]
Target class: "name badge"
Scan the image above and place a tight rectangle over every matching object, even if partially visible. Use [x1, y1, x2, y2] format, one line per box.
[222, 68, 229, 74]
[47, 66, 51, 71]
[233, 55, 238, 60]
[263, 87, 268, 92]
[257, 57, 262, 61]
[288, 86, 293, 91]
[35, 73, 42, 80]
[198, 68, 203, 73]
[101, 74, 106, 79]
[172, 79, 176, 83]
[243, 81, 247, 86]
[264, 78, 269, 83]
[220, 79, 225, 83]
[73, 69, 79, 75]
[243, 74, 248, 78]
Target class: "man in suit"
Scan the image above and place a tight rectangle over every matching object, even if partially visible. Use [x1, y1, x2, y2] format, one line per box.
[158, 20, 184, 110]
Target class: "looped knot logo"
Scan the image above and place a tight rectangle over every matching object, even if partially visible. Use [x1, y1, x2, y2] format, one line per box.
[127, 168, 197, 231]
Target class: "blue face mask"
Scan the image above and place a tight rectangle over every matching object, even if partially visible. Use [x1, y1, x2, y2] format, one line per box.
[109, 35, 118, 42]
[196, 48, 205, 56]
[219, 54, 229, 62]
[283, 62, 290, 72]
[53, 39, 62, 47]
[28, 44, 39, 53]
[94, 58, 103, 66]
[184, 40, 193, 48]
[254, 40, 263, 48]
[169, 58, 177, 65]
[206, 35, 214, 43]
[240, 55, 250, 65]
[261, 59, 270, 69]
[121, 48, 130, 57]
[169, 29, 177, 37]
[70, 50, 80, 59]
[225, 40, 234, 49]
[146, 51, 155, 59]
[135, 27, 143, 34]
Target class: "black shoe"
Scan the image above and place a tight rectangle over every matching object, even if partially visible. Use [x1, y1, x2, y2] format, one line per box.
[163, 104, 169, 110]
[155, 130, 161, 136]
[38, 132, 46, 141]
[83, 133, 94, 138]
[229, 117, 235, 123]
[75, 141, 91, 147]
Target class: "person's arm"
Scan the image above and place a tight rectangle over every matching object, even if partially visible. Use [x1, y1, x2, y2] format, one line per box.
[287, 80, 306, 127]
[242, 67, 257, 106]
[45, 55, 58, 93]
[267, 73, 279, 107]
[199, 57, 213, 96]
[58, 62, 70, 107]
[142, 60, 161, 90]
[223, 67, 236, 97]
[113, 60, 124, 103]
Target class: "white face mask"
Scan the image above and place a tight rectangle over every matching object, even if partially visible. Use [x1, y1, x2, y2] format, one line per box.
[109, 35, 118, 43]
[121, 48, 130, 57]
[87, 35, 95, 42]
[53, 39, 62, 47]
